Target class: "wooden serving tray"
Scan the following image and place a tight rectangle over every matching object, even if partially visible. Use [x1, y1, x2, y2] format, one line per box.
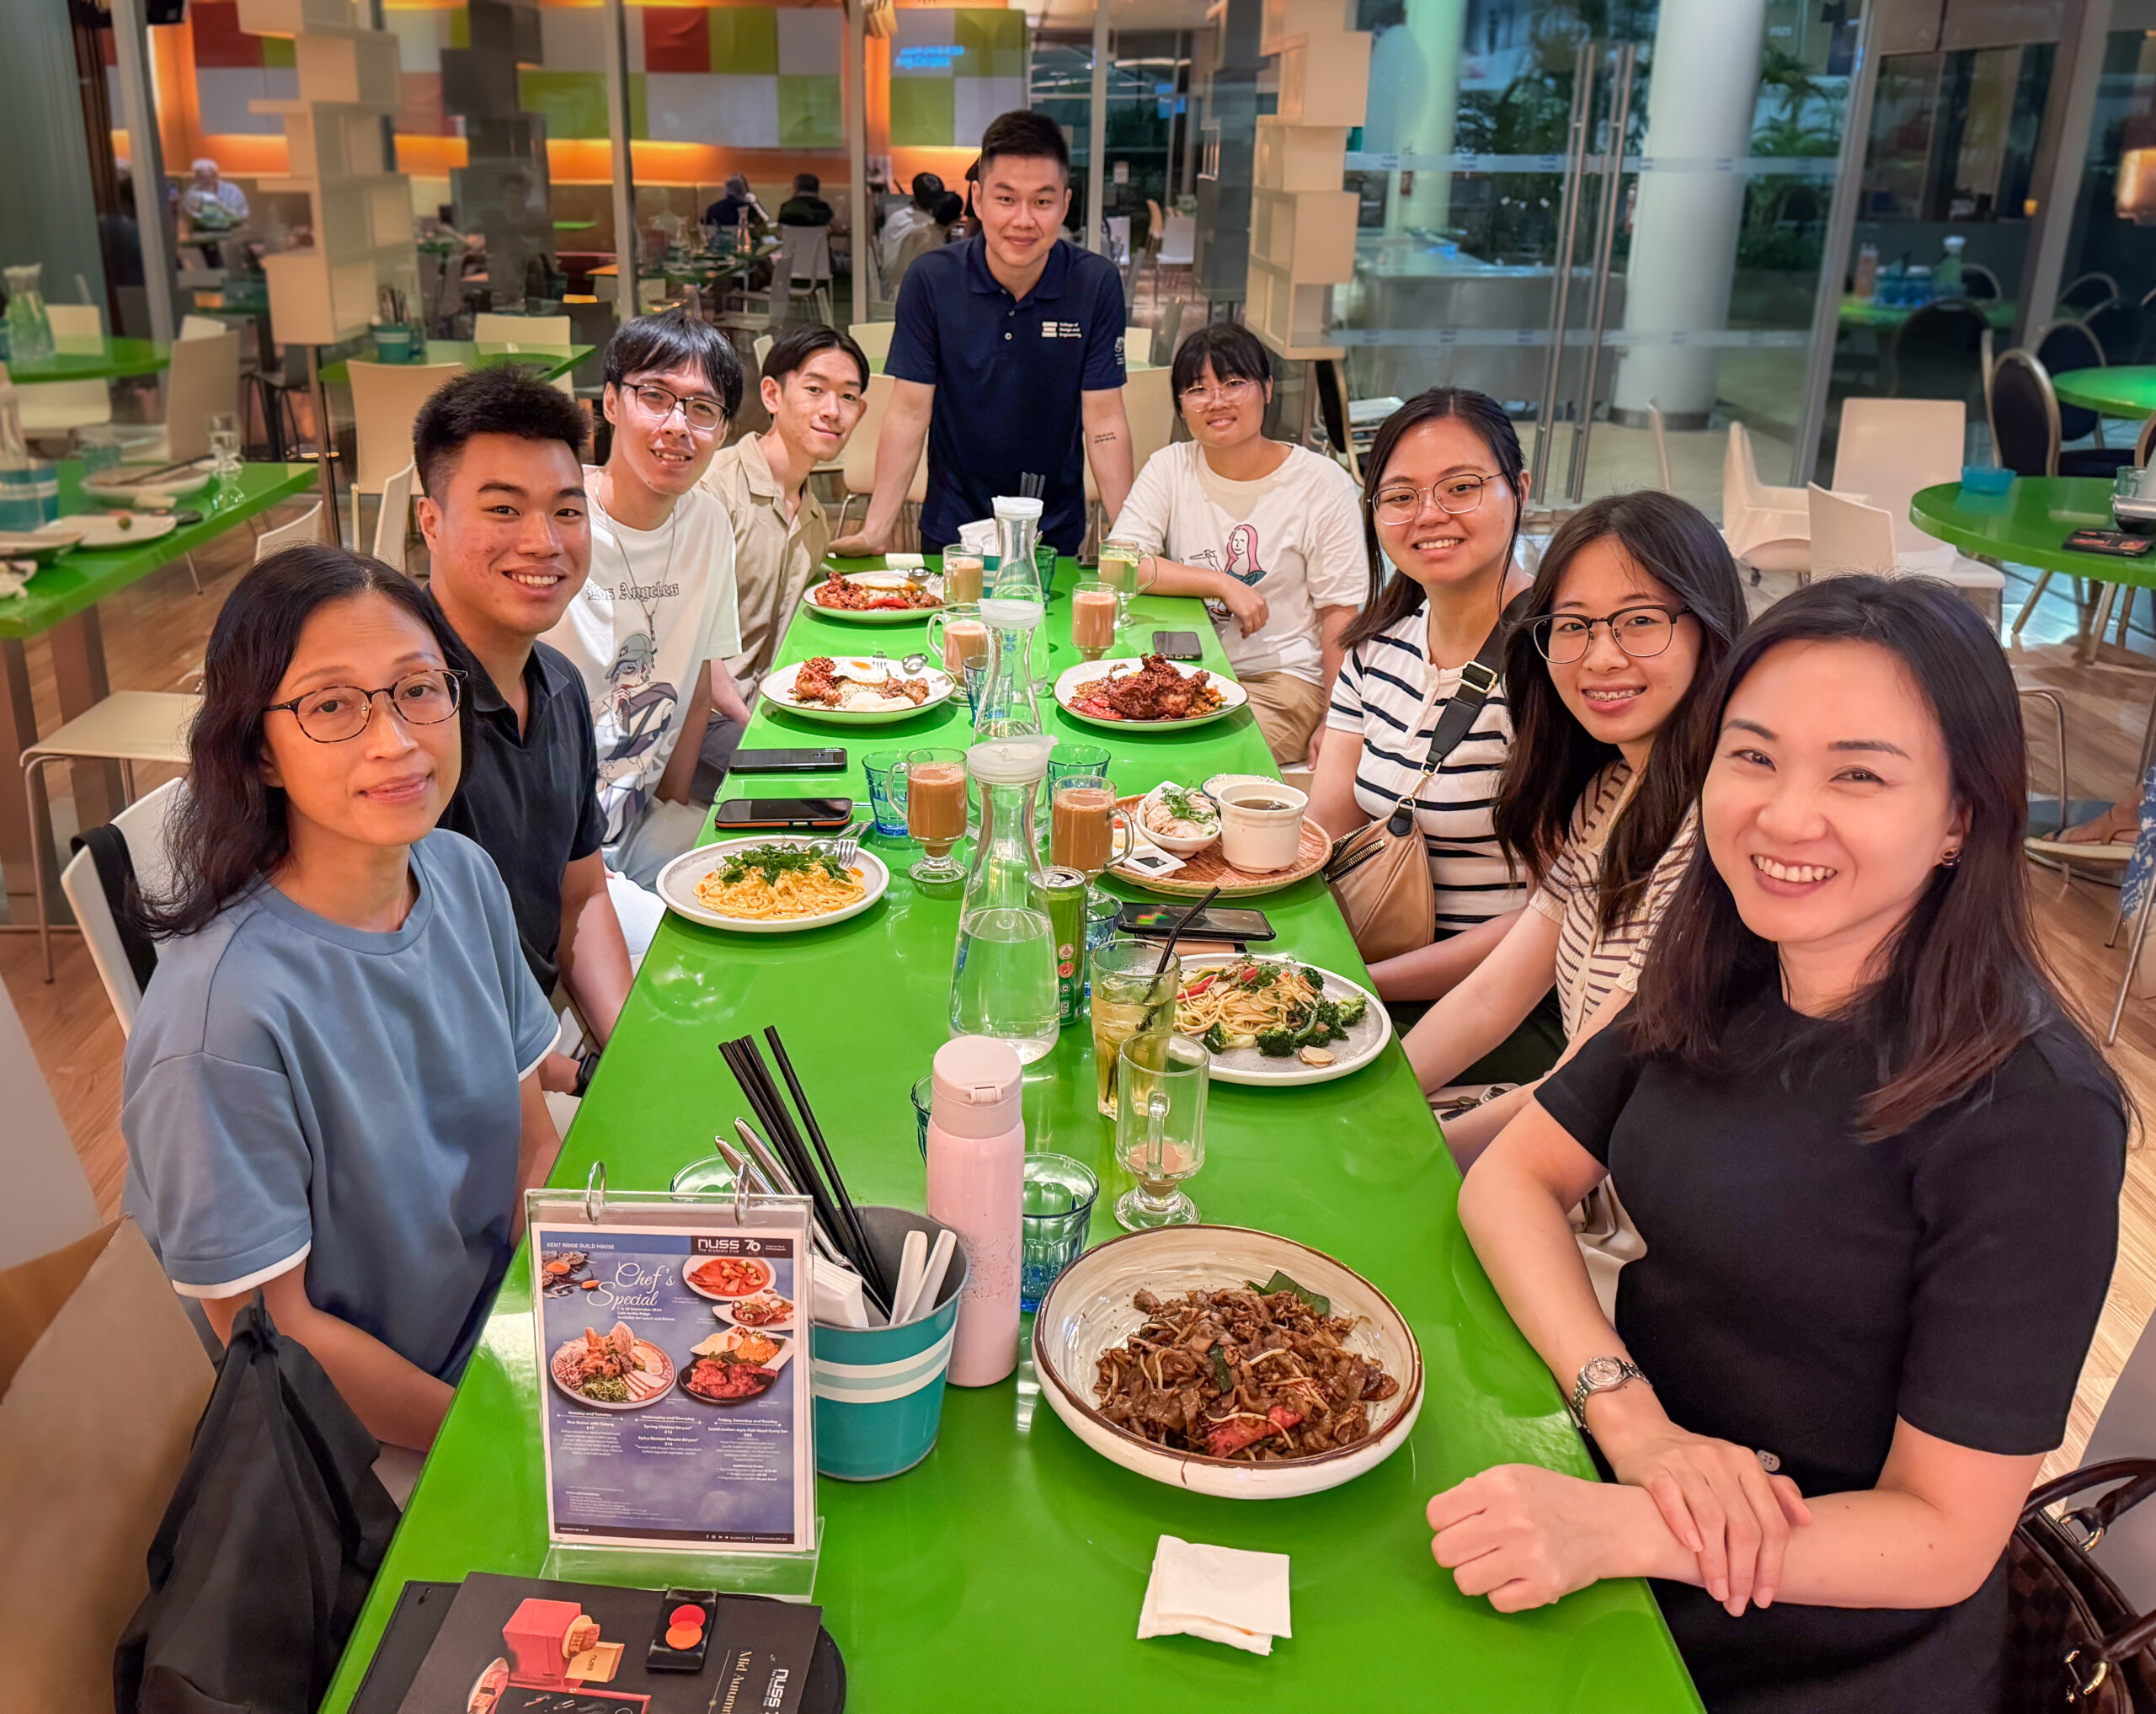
[1109, 793, 1330, 897]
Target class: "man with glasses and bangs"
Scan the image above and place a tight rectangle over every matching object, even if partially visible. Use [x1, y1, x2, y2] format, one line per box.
[1107, 323, 1365, 766]
[412, 366, 634, 1096]
[544, 311, 749, 890]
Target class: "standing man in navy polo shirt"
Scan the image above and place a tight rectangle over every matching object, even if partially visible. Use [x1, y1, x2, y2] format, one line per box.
[830, 110, 1134, 558]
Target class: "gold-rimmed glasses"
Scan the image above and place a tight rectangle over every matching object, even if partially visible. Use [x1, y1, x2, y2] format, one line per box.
[1371, 472, 1504, 526]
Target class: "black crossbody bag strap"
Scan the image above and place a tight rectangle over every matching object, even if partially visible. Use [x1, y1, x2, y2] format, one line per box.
[1383, 591, 1528, 837]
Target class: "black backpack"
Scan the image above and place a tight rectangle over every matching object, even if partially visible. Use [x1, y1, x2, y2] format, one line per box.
[115, 1296, 401, 1713]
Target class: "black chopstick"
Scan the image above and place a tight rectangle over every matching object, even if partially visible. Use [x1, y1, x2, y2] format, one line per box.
[764, 1026, 889, 1304]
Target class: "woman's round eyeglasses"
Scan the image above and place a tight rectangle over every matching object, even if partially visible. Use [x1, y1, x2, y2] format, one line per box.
[626, 382, 726, 435]
[264, 669, 465, 744]
[1180, 376, 1259, 408]
[1371, 473, 1501, 525]
[1530, 606, 1689, 665]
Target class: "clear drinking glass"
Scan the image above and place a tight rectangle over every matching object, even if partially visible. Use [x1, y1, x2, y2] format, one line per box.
[207, 410, 242, 477]
[73, 425, 124, 477]
[1090, 939, 1180, 1118]
[1050, 774, 1133, 879]
[1022, 1153, 1099, 1311]
[862, 748, 910, 837]
[1115, 1033, 1210, 1230]
[905, 745, 969, 884]
[1070, 576, 1118, 662]
[1097, 537, 1145, 630]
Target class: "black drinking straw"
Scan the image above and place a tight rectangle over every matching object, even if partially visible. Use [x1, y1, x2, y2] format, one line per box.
[1152, 884, 1223, 976]
[764, 1025, 891, 1306]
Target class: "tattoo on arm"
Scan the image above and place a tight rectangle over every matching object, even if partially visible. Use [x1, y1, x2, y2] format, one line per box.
[1092, 432, 1120, 444]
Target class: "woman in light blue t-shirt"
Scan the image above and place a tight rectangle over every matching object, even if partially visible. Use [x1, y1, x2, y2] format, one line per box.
[122, 545, 562, 1452]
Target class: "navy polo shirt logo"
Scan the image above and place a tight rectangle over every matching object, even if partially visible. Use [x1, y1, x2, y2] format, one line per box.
[1041, 321, 1084, 338]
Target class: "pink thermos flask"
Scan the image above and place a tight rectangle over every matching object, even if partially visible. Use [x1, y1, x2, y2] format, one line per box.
[925, 1035, 1023, 1386]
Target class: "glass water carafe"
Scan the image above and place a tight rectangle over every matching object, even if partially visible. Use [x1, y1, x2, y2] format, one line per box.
[4, 265, 53, 366]
[992, 496, 1054, 690]
[949, 735, 1061, 1062]
[974, 594, 1046, 738]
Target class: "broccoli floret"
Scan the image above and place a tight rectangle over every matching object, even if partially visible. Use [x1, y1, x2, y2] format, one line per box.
[1256, 1028, 1299, 1058]
[1299, 965, 1325, 991]
[1333, 993, 1369, 1029]
[1313, 998, 1342, 1030]
[1202, 1022, 1230, 1055]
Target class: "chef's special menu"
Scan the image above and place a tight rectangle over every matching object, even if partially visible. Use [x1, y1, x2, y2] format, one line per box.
[532, 1217, 815, 1553]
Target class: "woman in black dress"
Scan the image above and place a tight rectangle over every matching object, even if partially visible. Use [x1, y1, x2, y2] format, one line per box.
[1427, 575, 2129, 1712]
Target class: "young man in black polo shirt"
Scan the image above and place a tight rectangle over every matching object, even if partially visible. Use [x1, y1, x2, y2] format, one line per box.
[412, 368, 634, 1094]
[830, 110, 1134, 559]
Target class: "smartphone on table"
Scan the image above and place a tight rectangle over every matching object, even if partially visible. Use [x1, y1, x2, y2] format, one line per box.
[728, 747, 847, 774]
[1151, 630, 1204, 661]
[712, 797, 855, 830]
[1117, 901, 1276, 942]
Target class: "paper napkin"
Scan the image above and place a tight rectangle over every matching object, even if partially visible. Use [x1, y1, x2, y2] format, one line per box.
[1137, 1535, 1292, 1657]
[809, 1255, 871, 1329]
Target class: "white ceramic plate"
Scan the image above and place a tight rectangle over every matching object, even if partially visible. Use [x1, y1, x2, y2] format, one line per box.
[1173, 953, 1392, 1086]
[1032, 1225, 1423, 1500]
[713, 1290, 797, 1331]
[37, 513, 179, 551]
[547, 1336, 676, 1411]
[1054, 658, 1247, 732]
[760, 656, 955, 724]
[655, 838, 889, 936]
[682, 1253, 776, 1300]
[688, 1326, 797, 1373]
[801, 569, 942, 624]
[0, 531, 68, 564]
[83, 461, 214, 505]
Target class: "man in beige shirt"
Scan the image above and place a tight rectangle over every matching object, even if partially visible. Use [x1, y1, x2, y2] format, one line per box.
[697, 324, 870, 773]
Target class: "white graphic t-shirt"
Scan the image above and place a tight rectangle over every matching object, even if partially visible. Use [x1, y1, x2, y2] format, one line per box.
[1108, 441, 1368, 683]
[542, 475, 741, 846]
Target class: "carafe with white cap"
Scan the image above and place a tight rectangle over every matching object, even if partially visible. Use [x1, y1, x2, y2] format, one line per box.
[950, 734, 1061, 1063]
[991, 494, 1054, 690]
[925, 1034, 1024, 1386]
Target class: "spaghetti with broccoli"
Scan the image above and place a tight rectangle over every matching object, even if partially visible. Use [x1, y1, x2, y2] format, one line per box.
[1174, 958, 1369, 1060]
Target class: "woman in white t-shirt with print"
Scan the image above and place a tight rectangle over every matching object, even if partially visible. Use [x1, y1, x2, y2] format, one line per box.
[1108, 323, 1365, 765]
[1307, 388, 1539, 1029]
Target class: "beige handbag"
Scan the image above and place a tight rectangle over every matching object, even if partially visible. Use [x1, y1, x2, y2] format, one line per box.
[1325, 605, 1514, 964]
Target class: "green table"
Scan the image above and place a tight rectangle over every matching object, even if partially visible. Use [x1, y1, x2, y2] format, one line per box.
[1909, 476, 2141, 586]
[1837, 295, 2017, 330]
[318, 339, 593, 386]
[323, 563, 1700, 1712]
[6, 336, 169, 383]
[2052, 366, 2156, 418]
[0, 460, 316, 917]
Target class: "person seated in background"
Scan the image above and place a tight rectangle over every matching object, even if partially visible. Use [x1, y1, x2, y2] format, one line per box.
[411, 366, 635, 1087]
[778, 173, 833, 227]
[1108, 323, 1364, 766]
[877, 172, 944, 275]
[700, 324, 869, 776]
[1428, 575, 2127, 1714]
[1403, 490, 1746, 1165]
[121, 546, 562, 1452]
[702, 173, 768, 233]
[930, 190, 967, 241]
[180, 157, 248, 225]
[544, 310, 746, 889]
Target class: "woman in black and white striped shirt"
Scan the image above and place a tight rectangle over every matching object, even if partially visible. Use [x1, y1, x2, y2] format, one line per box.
[1401, 490, 1748, 1166]
[1310, 388, 1536, 1007]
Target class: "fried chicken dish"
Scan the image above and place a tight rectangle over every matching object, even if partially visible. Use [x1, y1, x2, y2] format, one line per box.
[1069, 654, 1225, 722]
[788, 656, 933, 710]
[811, 573, 938, 611]
[1093, 1285, 1400, 1461]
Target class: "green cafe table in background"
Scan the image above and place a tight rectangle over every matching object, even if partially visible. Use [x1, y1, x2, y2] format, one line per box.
[3, 336, 169, 384]
[322, 565, 1705, 1714]
[318, 339, 592, 387]
[1837, 295, 2017, 331]
[2052, 366, 2156, 421]
[0, 460, 316, 920]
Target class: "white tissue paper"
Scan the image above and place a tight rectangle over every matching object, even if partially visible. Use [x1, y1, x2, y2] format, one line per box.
[1137, 1535, 1292, 1656]
[809, 1255, 871, 1330]
[956, 518, 997, 556]
[0, 564, 30, 600]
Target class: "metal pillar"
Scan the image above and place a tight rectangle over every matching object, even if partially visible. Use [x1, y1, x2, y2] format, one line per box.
[108, 0, 175, 343]
[1088, 1, 1110, 253]
[847, 0, 867, 318]
[602, 0, 638, 324]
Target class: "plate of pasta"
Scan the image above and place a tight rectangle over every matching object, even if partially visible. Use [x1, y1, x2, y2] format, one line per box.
[1173, 954, 1392, 1087]
[654, 837, 889, 934]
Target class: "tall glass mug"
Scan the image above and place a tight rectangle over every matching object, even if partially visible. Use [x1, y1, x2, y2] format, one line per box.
[1115, 1033, 1210, 1229]
[1070, 578, 1118, 661]
[941, 553, 985, 605]
[1050, 774, 1133, 878]
[1090, 941, 1179, 1119]
[1096, 538, 1145, 630]
[926, 603, 990, 675]
[905, 746, 969, 884]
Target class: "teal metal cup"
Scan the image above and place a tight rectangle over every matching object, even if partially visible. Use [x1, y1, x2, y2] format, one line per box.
[372, 323, 414, 362]
[810, 1205, 969, 1481]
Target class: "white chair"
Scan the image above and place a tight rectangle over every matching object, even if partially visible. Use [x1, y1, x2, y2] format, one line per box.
[1829, 398, 1969, 579]
[371, 461, 415, 573]
[347, 360, 458, 553]
[472, 312, 572, 347]
[112, 329, 241, 466]
[886, 224, 942, 296]
[754, 334, 774, 373]
[835, 372, 927, 541]
[16, 302, 114, 436]
[178, 314, 228, 340]
[26, 691, 199, 980]
[1722, 420, 1810, 574]
[1125, 323, 1155, 367]
[56, 777, 184, 1038]
[253, 500, 326, 558]
[1152, 214, 1197, 298]
[848, 320, 895, 369]
[0, 974, 100, 1270]
[779, 227, 834, 327]
[1086, 366, 1177, 539]
[1806, 483, 2004, 612]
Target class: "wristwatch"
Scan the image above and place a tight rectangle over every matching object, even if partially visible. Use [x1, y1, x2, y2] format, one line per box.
[1569, 1355, 1648, 1431]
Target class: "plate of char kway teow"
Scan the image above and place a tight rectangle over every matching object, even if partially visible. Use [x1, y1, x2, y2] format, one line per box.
[801, 568, 943, 622]
[1053, 654, 1248, 732]
[655, 838, 890, 934]
[760, 654, 956, 724]
[1031, 1225, 1422, 1499]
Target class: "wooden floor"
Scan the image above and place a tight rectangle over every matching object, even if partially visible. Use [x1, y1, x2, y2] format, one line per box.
[6, 518, 2153, 1481]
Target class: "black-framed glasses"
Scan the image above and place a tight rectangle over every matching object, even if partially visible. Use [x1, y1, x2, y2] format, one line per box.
[626, 381, 726, 435]
[264, 668, 465, 744]
[1530, 606, 1689, 665]
[1371, 473, 1502, 525]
